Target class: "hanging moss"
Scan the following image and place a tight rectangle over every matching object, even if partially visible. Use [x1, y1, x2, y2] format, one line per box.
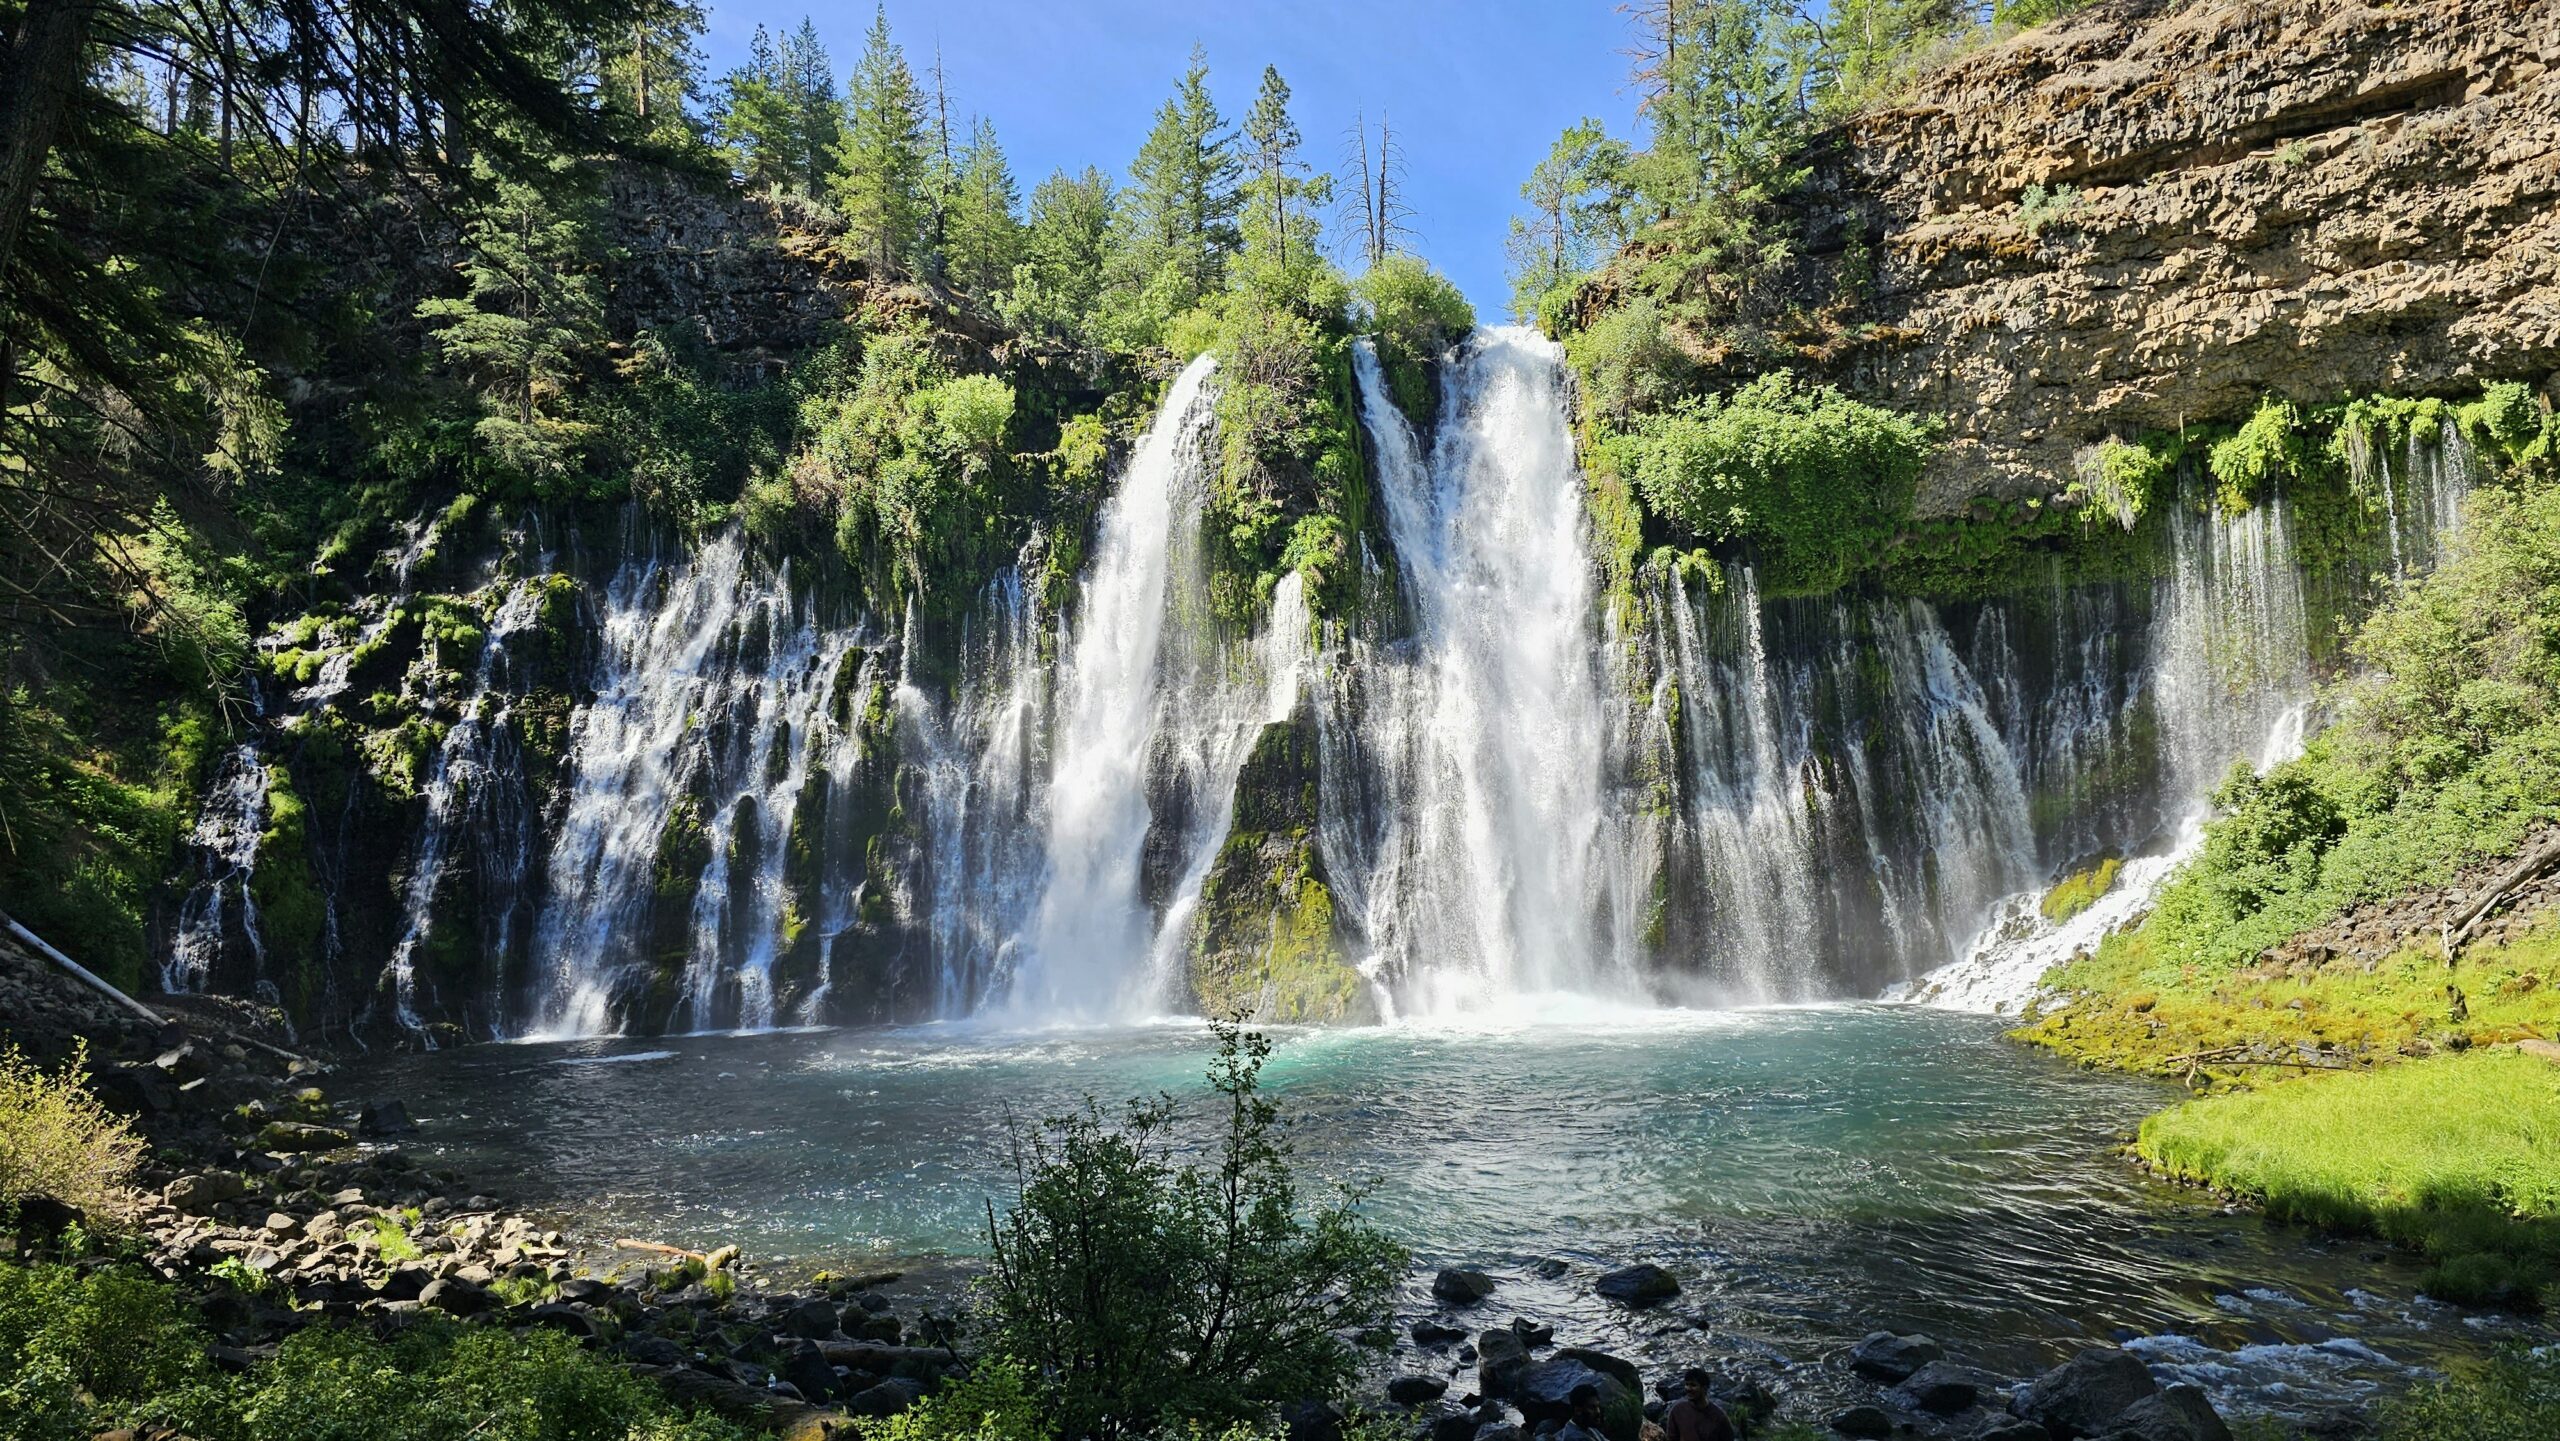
[1189, 718, 1373, 1024]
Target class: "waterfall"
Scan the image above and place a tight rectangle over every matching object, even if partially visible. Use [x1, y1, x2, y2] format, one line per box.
[1005, 355, 1310, 1021]
[525, 531, 857, 1037]
[167, 744, 270, 994]
[381, 576, 547, 1035]
[1335, 332, 1638, 1014]
[2344, 417, 2479, 581]
[293, 517, 440, 710]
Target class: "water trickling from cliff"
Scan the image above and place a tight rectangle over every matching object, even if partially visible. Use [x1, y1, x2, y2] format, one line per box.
[167, 744, 270, 994]
[526, 530, 858, 1037]
[2344, 417, 2478, 581]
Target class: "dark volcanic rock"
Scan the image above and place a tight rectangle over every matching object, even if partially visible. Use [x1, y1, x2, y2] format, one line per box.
[417, 1277, 490, 1316]
[1850, 1330, 1943, 1383]
[1414, 1319, 1469, 1347]
[358, 1099, 418, 1136]
[1593, 1263, 1680, 1305]
[1389, 1374, 1452, 1405]
[1434, 1267, 1499, 1305]
[1828, 1405, 1893, 1438]
[2097, 1386, 2231, 1441]
[1897, 1360, 1986, 1414]
[2012, 1349, 2159, 1440]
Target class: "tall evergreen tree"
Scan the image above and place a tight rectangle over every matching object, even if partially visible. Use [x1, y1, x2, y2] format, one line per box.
[602, 0, 709, 146]
[1240, 67, 1304, 271]
[781, 18, 842, 190]
[1505, 119, 1631, 322]
[715, 26, 801, 188]
[830, 4, 928, 270]
[415, 153, 607, 478]
[1006, 166, 1115, 338]
[946, 117, 1023, 298]
[1119, 45, 1241, 311]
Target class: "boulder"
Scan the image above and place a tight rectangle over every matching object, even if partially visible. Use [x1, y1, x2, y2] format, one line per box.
[1434, 1268, 1499, 1305]
[1283, 1398, 1345, 1441]
[1513, 1357, 1642, 1441]
[359, 1099, 419, 1137]
[844, 1377, 929, 1417]
[2011, 1349, 2159, 1440]
[556, 1277, 614, 1304]
[1897, 1361, 1984, 1414]
[779, 1296, 843, 1340]
[1978, 1426, 2053, 1441]
[166, 1171, 248, 1212]
[1849, 1331, 1943, 1384]
[1429, 1410, 1482, 1441]
[623, 1336, 692, 1367]
[418, 1277, 490, 1317]
[1414, 1319, 1469, 1347]
[2096, 1386, 2230, 1441]
[1472, 1427, 1524, 1441]
[775, 1344, 840, 1403]
[1556, 1349, 1640, 1393]
[256, 1121, 351, 1153]
[1593, 1264, 1679, 1305]
[1828, 1406, 1893, 1438]
[526, 1303, 598, 1339]
[1389, 1375, 1452, 1405]
[1477, 1329, 1532, 1397]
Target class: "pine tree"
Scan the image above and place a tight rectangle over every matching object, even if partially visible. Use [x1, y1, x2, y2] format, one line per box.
[715, 26, 798, 185]
[1005, 166, 1115, 338]
[1119, 45, 1241, 312]
[603, 0, 709, 147]
[946, 116, 1022, 298]
[782, 18, 842, 191]
[416, 153, 606, 479]
[1505, 119, 1630, 323]
[1240, 67, 1303, 271]
[830, 4, 928, 270]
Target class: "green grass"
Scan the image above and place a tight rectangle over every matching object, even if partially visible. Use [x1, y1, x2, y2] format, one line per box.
[2039, 856, 2122, 923]
[2136, 1050, 2560, 1306]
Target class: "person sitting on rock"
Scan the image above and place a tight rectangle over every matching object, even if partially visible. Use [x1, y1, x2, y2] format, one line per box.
[1664, 1368, 1734, 1441]
[1557, 1384, 1609, 1441]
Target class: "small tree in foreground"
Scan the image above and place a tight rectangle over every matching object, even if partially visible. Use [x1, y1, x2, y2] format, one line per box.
[980, 1022, 1404, 1441]
[0, 1041, 143, 1227]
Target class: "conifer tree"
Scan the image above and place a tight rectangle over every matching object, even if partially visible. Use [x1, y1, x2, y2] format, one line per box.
[603, 0, 709, 146]
[1240, 66, 1326, 279]
[1505, 119, 1630, 322]
[1119, 46, 1241, 312]
[831, 4, 928, 270]
[782, 19, 842, 190]
[946, 117, 1023, 298]
[416, 152, 606, 479]
[716, 23, 793, 185]
[1005, 166, 1116, 339]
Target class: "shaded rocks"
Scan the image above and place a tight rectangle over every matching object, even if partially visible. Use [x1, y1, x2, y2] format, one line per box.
[1898, 1361, 1988, 1414]
[779, 1296, 844, 1340]
[418, 1277, 491, 1317]
[1849, 1331, 1943, 1384]
[1388, 1375, 1451, 1406]
[166, 1171, 247, 1212]
[1593, 1263, 1679, 1305]
[255, 1121, 351, 1153]
[1513, 1354, 1642, 1441]
[1828, 1405, 1894, 1438]
[358, 1099, 418, 1136]
[2010, 1349, 2161, 1440]
[1434, 1267, 1499, 1305]
[1413, 1319, 1469, 1347]
[2098, 1386, 2231, 1441]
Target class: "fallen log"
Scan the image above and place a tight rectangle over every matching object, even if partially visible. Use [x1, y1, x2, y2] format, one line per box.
[2442, 831, 2560, 960]
[2, 909, 168, 1028]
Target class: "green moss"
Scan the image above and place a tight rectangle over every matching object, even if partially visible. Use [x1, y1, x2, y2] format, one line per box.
[2038, 855, 2122, 923]
[1189, 721, 1373, 1023]
[246, 762, 327, 1009]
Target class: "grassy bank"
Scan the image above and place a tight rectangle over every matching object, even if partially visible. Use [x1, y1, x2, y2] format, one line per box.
[2135, 1050, 2560, 1306]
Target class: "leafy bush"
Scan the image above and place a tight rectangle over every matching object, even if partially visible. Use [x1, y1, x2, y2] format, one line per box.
[2207, 397, 2312, 514]
[0, 1041, 144, 1225]
[1351, 256, 1474, 428]
[2016, 182, 2080, 237]
[1614, 372, 1937, 593]
[980, 1023, 1405, 1441]
[856, 1359, 1048, 1441]
[1564, 295, 1690, 428]
[2039, 855, 2122, 922]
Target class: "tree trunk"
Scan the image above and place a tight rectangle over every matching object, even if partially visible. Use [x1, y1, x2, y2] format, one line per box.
[0, 0, 95, 284]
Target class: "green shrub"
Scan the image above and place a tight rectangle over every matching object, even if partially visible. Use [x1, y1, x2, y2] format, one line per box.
[1564, 295, 1689, 428]
[2039, 856, 2122, 923]
[0, 1041, 144, 1224]
[857, 1359, 1048, 1441]
[1351, 256, 1475, 428]
[1615, 371, 1937, 593]
[2016, 183, 2081, 237]
[2207, 397, 2313, 513]
[980, 1023, 1405, 1441]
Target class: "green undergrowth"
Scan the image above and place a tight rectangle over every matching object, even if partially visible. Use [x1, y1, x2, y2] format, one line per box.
[0, 1259, 754, 1441]
[2375, 1347, 2560, 1440]
[2039, 856, 2121, 923]
[2135, 1051, 2560, 1307]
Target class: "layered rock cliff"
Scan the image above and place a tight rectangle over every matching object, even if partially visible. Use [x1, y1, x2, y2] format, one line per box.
[1624, 0, 2560, 510]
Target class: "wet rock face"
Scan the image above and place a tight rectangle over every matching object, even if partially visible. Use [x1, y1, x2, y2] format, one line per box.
[1623, 0, 2560, 511]
[1187, 711, 1375, 1023]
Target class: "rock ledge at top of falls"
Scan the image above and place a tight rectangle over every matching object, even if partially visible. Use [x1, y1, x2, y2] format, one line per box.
[1579, 0, 2560, 514]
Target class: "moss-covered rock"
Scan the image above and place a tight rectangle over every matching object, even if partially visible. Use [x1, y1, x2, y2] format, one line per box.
[1189, 715, 1373, 1024]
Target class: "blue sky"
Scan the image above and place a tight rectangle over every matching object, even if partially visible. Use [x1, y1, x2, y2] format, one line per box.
[696, 1, 1645, 318]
